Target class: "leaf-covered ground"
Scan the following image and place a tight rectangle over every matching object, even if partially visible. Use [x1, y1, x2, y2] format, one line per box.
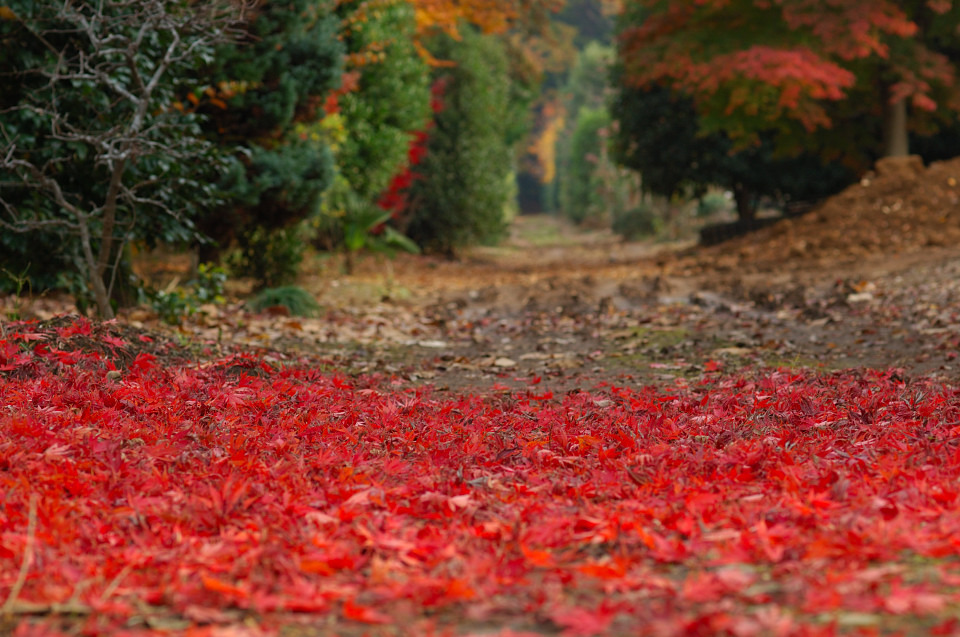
[5, 159, 960, 634]
[4, 317, 960, 636]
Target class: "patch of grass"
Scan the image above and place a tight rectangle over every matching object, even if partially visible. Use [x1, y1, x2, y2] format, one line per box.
[514, 223, 563, 246]
[608, 326, 695, 350]
[322, 280, 414, 306]
[602, 327, 757, 377]
[380, 283, 413, 302]
[509, 215, 581, 248]
[634, 326, 693, 348]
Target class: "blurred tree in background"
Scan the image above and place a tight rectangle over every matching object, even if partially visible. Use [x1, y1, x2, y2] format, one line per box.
[553, 0, 613, 47]
[312, 0, 430, 271]
[617, 0, 960, 161]
[554, 42, 620, 225]
[401, 29, 515, 257]
[333, 0, 430, 203]
[609, 0, 960, 232]
[518, 0, 609, 215]
[560, 106, 610, 224]
[196, 0, 343, 288]
[609, 83, 855, 223]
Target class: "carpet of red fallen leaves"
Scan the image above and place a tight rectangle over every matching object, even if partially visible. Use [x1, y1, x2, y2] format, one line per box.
[5, 318, 960, 636]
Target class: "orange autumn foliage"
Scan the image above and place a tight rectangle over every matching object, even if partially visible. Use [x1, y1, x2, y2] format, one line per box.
[411, 0, 563, 38]
[620, 0, 960, 141]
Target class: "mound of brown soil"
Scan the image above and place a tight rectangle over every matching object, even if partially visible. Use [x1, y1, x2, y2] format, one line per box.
[698, 155, 960, 272]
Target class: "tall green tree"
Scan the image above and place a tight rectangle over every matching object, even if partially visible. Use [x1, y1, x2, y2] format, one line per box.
[0, 0, 239, 317]
[319, 0, 430, 243]
[334, 0, 430, 203]
[403, 29, 514, 257]
[196, 0, 343, 286]
[560, 106, 610, 223]
[306, 0, 431, 271]
[554, 42, 614, 223]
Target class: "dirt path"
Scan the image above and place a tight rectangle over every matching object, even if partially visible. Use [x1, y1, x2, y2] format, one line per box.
[364, 215, 960, 390]
[186, 212, 960, 394]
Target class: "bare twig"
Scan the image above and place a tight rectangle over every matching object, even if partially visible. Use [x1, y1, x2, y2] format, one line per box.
[2, 494, 39, 615]
[0, 600, 91, 616]
[100, 564, 133, 603]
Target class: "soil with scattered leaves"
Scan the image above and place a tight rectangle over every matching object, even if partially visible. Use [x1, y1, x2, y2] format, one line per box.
[5, 154, 960, 393]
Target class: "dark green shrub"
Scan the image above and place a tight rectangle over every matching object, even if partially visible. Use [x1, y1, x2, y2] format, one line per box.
[0, 229, 74, 294]
[0, 0, 231, 315]
[196, 0, 343, 269]
[230, 225, 306, 290]
[247, 285, 320, 317]
[612, 204, 658, 240]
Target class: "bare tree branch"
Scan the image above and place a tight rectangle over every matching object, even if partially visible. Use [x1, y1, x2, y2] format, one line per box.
[0, 0, 245, 318]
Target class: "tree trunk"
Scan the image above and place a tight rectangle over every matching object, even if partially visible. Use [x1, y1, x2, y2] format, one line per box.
[883, 91, 909, 157]
[107, 243, 139, 309]
[733, 185, 756, 222]
[343, 248, 355, 275]
[96, 158, 127, 282]
[76, 214, 114, 319]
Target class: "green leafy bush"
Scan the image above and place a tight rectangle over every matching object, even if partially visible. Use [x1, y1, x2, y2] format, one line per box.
[551, 43, 614, 219]
[697, 192, 733, 217]
[247, 285, 320, 317]
[139, 264, 227, 325]
[307, 0, 430, 263]
[316, 177, 421, 274]
[229, 225, 306, 290]
[335, 0, 430, 203]
[612, 204, 658, 240]
[0, 0, 231, 314]
[565, 43, 613, 121]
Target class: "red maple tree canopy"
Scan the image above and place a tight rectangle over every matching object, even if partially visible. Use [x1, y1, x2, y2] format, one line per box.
[620, 0, 960, 146]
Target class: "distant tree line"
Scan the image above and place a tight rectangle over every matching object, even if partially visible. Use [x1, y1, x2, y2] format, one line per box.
[0, 0, 544, 315]
[609, 0, 960, 224]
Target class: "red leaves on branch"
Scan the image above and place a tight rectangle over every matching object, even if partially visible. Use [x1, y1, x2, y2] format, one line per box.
[5, 318, 960, 633]
[622, 0, 960, 139]
[377, 138, 424, 214]
[377, 79, 445, 215]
